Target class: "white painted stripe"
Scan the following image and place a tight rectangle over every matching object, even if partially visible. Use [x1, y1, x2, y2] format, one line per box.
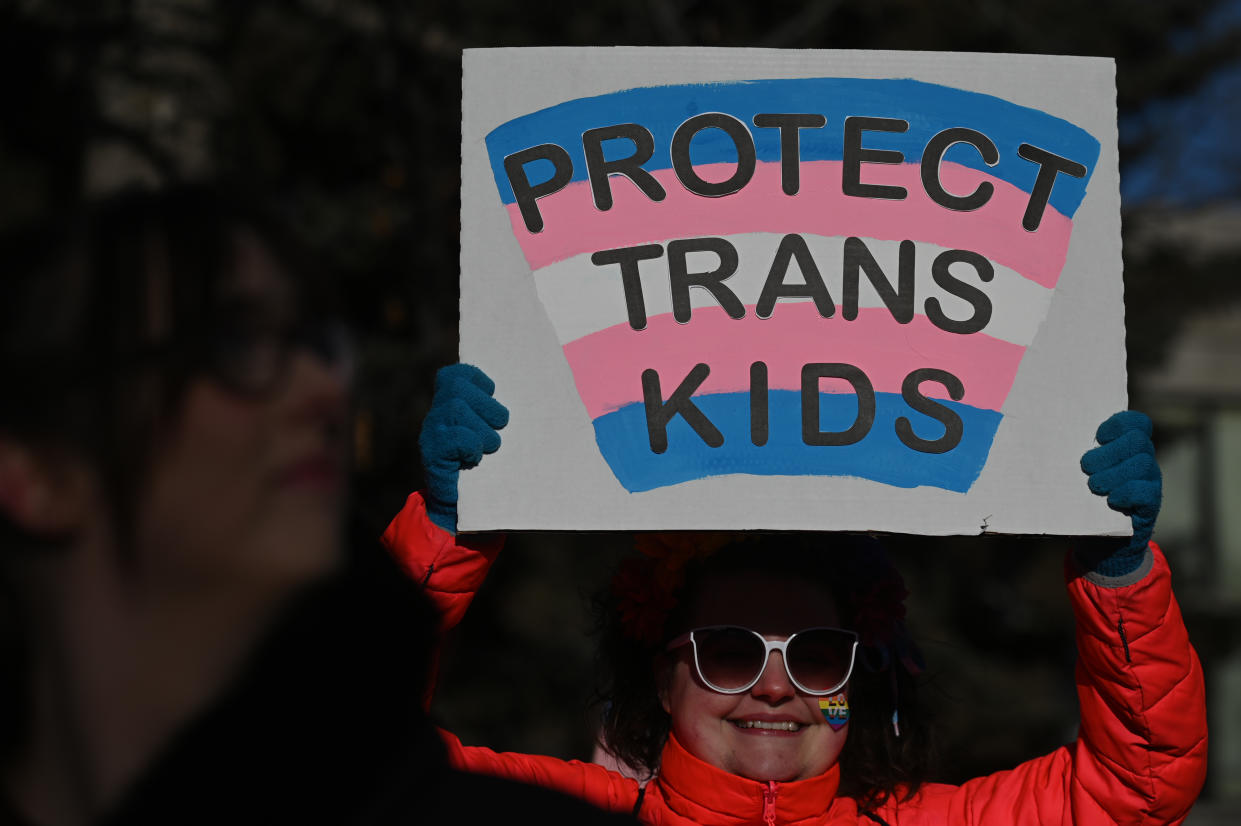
[531, 233, 1054, 348]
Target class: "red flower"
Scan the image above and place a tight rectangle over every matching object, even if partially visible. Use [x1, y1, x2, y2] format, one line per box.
[612, 557, 679, 645]
[614, 533, 735, 644]
[851, 572, 909, 648]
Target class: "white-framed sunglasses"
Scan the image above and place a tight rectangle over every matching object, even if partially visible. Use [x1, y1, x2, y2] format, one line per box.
[666, 625, 859, 696]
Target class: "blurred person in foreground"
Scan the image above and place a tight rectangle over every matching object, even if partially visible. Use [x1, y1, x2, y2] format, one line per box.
[0, 187, 632, 825]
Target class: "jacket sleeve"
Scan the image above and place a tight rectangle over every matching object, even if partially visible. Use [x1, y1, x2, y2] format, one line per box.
[439, 729, 641, 815]
[1059, 541, 1208, 824]
[894, 542, 1207, 826]
[380, 491, 504, 634]
[384, 497, 640, 814]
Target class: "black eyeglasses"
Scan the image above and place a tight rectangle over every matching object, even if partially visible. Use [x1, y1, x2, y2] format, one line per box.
[200, 304, 355, 397]
[4, 301, 355, 401]
[666, 625, 859, 696]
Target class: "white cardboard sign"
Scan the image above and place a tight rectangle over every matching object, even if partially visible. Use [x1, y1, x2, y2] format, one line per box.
[459, 47, 1129, 536]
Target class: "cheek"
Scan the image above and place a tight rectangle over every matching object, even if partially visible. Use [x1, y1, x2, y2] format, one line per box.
[803, 694, 850, 775]
[665, 662, 738, 736]
[135, 387, 275, 576]
[178, 386, 272, 463]
[161, 389, 271, 504]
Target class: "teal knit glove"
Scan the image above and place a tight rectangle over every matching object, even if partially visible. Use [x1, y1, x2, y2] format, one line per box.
[1079, 411, 1162, 577]
[418, 364, 509, 533]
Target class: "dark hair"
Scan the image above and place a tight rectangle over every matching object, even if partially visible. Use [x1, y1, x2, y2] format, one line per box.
[595, 533, 935, 811]
[0, 185, 323, 543]
[0, 183, 322, 765]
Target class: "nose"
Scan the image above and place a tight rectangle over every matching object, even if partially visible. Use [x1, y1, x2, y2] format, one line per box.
[750, 650, 796, 703]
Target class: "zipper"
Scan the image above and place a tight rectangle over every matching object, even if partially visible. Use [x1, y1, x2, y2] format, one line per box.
[762, 781, 777, 826]
[1118, 617, 1132, 663]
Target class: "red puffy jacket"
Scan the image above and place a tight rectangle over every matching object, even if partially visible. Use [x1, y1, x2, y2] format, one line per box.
[383, 493, 1207, 826]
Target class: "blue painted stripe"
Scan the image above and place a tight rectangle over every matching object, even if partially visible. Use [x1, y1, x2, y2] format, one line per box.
[591, 389, 1002, 493]
[486, 77, 1099, 216]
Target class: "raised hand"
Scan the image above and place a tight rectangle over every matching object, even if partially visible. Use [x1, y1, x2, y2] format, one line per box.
[419, 364, 509, 533]
[1080, 410, 1163, 576]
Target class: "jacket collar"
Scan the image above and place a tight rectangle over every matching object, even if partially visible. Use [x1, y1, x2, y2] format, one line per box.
[654, 732, 844, 825]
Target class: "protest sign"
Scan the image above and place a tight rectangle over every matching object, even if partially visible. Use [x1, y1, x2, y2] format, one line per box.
[458, 48, 1130, 535]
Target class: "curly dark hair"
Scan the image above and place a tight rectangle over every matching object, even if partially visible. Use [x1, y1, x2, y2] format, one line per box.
[594, 533, 936, 811]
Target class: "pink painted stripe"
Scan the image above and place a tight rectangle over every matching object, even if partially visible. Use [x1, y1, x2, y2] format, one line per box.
[562, 304, 1026, 420]
[505, 160, 1073, 289]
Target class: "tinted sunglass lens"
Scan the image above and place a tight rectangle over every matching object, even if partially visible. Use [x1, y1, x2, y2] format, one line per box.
[787, 630, 854, 692]
[695, 628, 765, 690]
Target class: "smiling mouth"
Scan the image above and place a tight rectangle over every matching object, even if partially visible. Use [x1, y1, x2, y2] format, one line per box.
[731, 720, 805, 732]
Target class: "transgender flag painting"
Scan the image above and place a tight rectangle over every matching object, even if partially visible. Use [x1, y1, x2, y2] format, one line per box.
[479, 75, 1101, 496]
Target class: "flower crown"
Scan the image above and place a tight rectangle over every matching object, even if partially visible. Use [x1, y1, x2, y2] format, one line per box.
[611, 532, 733, 646]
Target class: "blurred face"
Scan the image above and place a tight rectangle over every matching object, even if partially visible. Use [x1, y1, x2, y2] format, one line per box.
[660, 571, 848, 783]
[134, 230, 351, 593]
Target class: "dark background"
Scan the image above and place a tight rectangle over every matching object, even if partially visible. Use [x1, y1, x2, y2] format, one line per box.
[4, 0, 1239, 811]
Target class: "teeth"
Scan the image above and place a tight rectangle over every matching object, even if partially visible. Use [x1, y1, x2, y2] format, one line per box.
[734, 720, 802, 731]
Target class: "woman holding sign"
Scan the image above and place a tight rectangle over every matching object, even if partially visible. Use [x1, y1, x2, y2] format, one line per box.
[385, 363, 1206, 825]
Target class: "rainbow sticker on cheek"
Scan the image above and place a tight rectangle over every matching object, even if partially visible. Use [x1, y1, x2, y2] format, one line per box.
[818, 693, 850, 731]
